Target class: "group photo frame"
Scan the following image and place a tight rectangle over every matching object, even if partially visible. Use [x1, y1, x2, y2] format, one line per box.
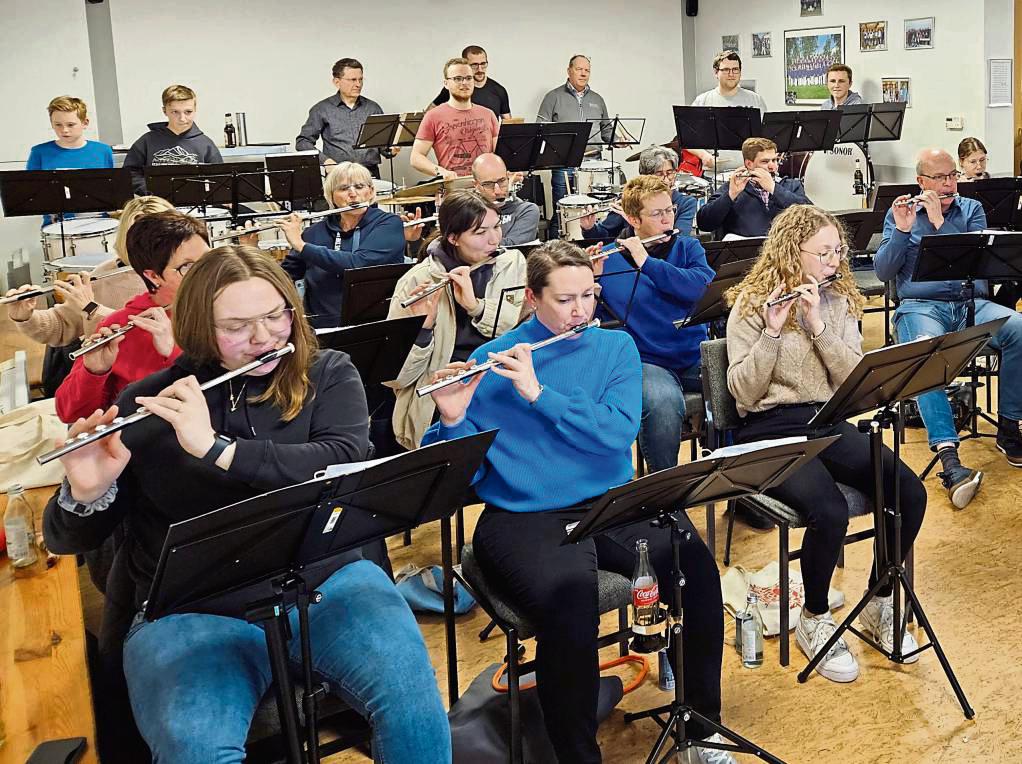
[784, 25, 846, 105]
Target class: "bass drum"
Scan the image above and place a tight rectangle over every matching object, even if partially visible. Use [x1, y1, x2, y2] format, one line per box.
[802, 145, 870, 212]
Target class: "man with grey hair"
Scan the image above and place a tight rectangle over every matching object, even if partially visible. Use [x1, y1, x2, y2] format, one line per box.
[579, 145, 698, 240]
[538, 54, 613, 237]
[876, 147, 1022, 508]
[471, 153, 540, 246]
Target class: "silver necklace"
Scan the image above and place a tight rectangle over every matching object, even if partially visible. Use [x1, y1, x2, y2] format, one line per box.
[228, 378, 248, 413]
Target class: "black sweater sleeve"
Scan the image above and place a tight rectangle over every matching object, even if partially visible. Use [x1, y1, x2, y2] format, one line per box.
[43, 471, 138, 555]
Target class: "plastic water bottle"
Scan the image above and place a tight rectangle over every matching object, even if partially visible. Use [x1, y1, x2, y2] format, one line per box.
[4, 484, 38, 568]
[741, 591, 764, 668]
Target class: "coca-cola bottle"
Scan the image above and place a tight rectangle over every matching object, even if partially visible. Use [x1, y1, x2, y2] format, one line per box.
[631, 539, 662, 653]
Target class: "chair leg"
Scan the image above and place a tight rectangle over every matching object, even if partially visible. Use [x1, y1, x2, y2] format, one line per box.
[705, 502, 716, 561]
[455, 506, 465, 565]
[618, 606, 629, 657]
[723, 500, 737, 567]
[837, 545, 845, 569]
[402, 529, 412, 546]
[507, 628, 523, 764]
[479, 619, 497, 642]
[779, 526, 790, 667]
[905, 546, 915, 624]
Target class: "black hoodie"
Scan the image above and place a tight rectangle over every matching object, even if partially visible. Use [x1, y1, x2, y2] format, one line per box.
[123, 121, 224, 195]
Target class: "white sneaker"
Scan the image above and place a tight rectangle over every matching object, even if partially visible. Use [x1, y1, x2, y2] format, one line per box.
[689, 733, 738, 764]
[796, 608, 860, 683]
[858, 592, 920, 663]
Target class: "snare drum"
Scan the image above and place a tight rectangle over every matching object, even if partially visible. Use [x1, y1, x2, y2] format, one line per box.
[258, 239, 291, 263]
[557, 194, 601, 240]
[177, 206, 232, 243]
[576, 160, 624, 197]
[40, 218, 118, 261]
[373, 179, 397, 197]
[675, 173, 711, 197]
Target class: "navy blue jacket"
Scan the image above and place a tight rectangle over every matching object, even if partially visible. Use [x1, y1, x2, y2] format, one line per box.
[696, 178, 811, 238]
[583, 190, 698, 241]
[281, 206, 404, 328]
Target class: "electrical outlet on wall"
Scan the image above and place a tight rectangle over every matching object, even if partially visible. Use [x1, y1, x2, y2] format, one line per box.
[945, 116, 964, 131]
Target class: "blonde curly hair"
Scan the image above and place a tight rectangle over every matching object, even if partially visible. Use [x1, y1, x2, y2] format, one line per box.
[724, 205, 865, 331]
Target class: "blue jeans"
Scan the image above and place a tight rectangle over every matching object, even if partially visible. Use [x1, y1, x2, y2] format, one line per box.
[123, 560, 450, 764]
[895, 298, 1022, 447]
[639, 362, 702, 473]
[550, 168, 576, 238]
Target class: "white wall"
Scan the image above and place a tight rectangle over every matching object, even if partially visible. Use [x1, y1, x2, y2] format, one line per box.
[691, 0, 997, 178]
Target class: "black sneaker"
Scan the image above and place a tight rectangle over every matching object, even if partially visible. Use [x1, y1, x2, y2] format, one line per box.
[938, 466, 984, 510]
[996, 415, 1022, 467]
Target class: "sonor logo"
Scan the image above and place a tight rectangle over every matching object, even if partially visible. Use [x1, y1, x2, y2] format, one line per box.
[829, 147, 855, 156]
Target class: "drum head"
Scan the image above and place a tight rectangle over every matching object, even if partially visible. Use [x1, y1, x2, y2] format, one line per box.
[41, 218, 118, 238]
[373, 179, 396, 195]
[558, 194, 600, 207]
[178, 206, 231, 220]
[579, 160, 619, 172]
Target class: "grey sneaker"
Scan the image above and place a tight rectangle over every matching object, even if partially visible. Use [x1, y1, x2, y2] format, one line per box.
[858, 592, 919, 663]
[689, 733, 738, 764]
[938, 465, 983, 509]
[796, 608, 859, 683]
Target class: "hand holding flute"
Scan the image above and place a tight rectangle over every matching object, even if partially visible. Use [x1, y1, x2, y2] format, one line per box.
[763, 275, 835, 337]
[892, 190, 955, 232]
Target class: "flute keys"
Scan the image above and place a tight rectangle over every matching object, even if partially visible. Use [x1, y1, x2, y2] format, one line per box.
[94, 424, 108, 432]
[76, 432, 91, 441]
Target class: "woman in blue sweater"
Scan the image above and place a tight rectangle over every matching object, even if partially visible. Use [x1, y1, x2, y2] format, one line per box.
[279, 161, 405, 328]
[422, 241, 730, 764]
[596, 175, 714, 474]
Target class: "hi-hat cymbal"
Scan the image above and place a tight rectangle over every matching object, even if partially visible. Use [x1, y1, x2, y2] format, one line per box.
[394, 176, 474, 197]
[625, 139, 681, 162]
[377, 195, 435, 206]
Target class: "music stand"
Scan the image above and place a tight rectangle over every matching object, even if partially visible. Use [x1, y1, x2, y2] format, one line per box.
[834, 210, 880, 265]
[315, 315, 425, 384]
[594, 263, 643, 330]
[495, 122, 591, 174]
[145, 162, 265, 221]
[265, 153, 324, 210]
[143, 431, 497, 764]
[761, 110, 841, 154]
[584, 115, 646, 176]
[337, 262, 413, 325]
[672, 259, 754, 334]
[355, 113, 420, 184]
[488, 284, 527, 340]
[835, 103, 906, 196]
[956, 177, 1022, 230]
[0, 168, 133, 259]
[798, 321, 1006, 719]
[701, 237, 765, 270]
[672, 106, 762, 185]
[564, 436, 839, 764]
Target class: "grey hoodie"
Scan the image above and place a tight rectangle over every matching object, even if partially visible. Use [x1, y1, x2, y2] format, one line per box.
[496, 197, 541, 246]
[123, 121, 224, 195]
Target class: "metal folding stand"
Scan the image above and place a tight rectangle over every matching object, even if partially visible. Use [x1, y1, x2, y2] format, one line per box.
[673, 258, 756, 339]
[909, 232, 1022, 478]
[565, 437, 842, 764]
[796, 320, 1007, 717]
[672, 105, 762, 188]
[833, 103, 906, 199]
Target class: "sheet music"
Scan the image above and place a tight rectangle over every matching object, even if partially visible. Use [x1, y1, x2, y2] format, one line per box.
[314, 452, 404, 480]
[702, 436, 807, 460]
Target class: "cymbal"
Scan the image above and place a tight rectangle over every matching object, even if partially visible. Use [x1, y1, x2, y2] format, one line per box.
[394, 176, 474, 197]
[377, 195, 435, 206]
[625, 139, 680, 162]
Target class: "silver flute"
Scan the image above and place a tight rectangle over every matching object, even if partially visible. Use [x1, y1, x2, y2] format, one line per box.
[892, 192, 958, 207]
[69, 323, 136, 359]
[597, 229, 679, 258]
[403, 214, 438, 227]
[211, 203, 373, 243]
[561, 199, 622, 224]
[765, 274, 840, 308]
[0, 266, 135, 305]
[37, 344, 296, 465]
[415, 319, 600, 398]
[398, 248, 506, 308]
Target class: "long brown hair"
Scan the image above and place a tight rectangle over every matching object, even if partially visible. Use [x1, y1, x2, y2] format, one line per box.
[724, 205, 865, 330]
[172, 245, 317, 420]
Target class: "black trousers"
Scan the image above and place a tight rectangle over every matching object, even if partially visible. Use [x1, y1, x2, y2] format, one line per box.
[473, 505, 723, 763]
[735, 405, 927, 614]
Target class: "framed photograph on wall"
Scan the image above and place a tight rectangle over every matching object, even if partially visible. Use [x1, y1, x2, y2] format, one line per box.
[881, 77, 911, 107]
[784, 26, 846, 104]
[800, 0, 822, 17]
[722, 34, 739, 54]
[859, 21, 887, 52]
[905, 17, 934, 50]
[752, 32, 772, 58]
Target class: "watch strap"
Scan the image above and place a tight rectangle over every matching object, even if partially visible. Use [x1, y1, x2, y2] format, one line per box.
[201, 433, 234, 466]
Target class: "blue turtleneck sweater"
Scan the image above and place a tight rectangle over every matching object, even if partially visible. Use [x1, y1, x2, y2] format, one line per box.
[421, 316, 641, 511]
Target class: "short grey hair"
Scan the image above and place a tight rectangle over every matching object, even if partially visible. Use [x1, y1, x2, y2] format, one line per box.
[638, 146, 679, 176]
[323, 161, 374, 208]
[915, 148, 953, 177]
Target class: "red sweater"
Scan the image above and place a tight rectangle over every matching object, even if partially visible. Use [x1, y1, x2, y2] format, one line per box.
[55, 292, 181, 423]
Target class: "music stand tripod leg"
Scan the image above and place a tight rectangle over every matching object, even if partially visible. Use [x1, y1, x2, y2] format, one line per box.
[624, 514, 787, 764]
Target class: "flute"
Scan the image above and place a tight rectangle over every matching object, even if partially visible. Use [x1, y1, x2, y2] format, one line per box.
[403, 215, 438, 227]
[68, 323, 136, 359]
[210, 203, 373, 243]
[415, 319, 600, 397]
[598, 229, 679, 258]
[398, 248, 506, 308]
[0, 266, 135, 305]
[37, 344, 295, 465]
[561, 199, 622, 225]
[765, 274, 841, 308]
[892, 192, 958, 207]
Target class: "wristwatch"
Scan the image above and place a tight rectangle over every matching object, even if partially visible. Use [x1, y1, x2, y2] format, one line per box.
[201, 433, 235, 466]
[82, 301, 100, 318]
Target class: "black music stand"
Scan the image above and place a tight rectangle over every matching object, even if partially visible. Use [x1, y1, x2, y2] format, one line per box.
[672, 106, 762, 183]
[315, 316, 425, 383]
[143, 431, 497, 764]
[798, 321, 1006, 719]
[564, 436, 840, 764]
[910, 232, 1022, 466]
[495, 122, 591, 174]
[584, 115, 645, 175]
[834, 210, 877, 256]
[956, 177, 1022, 230]
[145, 162, 265, 221]
[870, 183, 918, 218]
[761, 110, 841, 154]
[0, 168, 133, 259]
[702, 237, 765, 270]
[835, 103, 906, 196]
[672, 259, 754, 334]
[355, 113, 423, 185]
[266, 153, 324, 210]
[594, 263, 643, 330]
[338, 262, 413, 326]
[489, 284, 527, 340]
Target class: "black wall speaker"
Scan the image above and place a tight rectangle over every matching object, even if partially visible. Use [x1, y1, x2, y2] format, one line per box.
[686, 0, 697, 16]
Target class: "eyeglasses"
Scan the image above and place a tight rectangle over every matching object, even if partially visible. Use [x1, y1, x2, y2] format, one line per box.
[215, 306, 295, 340]
[718, 67, 741, 74]
[338, 77, 364, 84]
[963, 157, 987, 166]
[919, 171, 963, 183]
[643, 204, 678, 219]
[654, 169, 678, 179]
[447, 76, 474, 84]
[468, 62, 488, 69]
[478, 177, 510, 191]
[335, 182, 372, 194]
[800, 245, 850, 263]
[172, 260, 197, 277]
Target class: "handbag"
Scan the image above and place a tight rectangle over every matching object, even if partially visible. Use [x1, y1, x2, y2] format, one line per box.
[394, 563, 477, 614]
[0, 399, 66, 490]
[721, 561, 844, 637]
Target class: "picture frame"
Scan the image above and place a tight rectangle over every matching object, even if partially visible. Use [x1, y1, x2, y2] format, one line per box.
[784, 26, 846, 105]
[800, 0, 822, 17]
[904, 17, 934, 50]
[881, 77, 911, 107]
[752, 32, 772, 58]
[721, 34, 739, 54]
[859, 21, 887, 52]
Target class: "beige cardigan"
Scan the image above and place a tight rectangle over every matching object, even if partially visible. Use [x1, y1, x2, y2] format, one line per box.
[725, 289, 863, 417]
[10, 258, 146, 347]
[385, 249, 527, 450]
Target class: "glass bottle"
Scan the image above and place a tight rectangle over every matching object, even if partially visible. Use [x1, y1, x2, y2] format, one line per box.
[741, 591, 764, 668]
[4, 484, 38, 568]
[224, 113, 237, 149]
